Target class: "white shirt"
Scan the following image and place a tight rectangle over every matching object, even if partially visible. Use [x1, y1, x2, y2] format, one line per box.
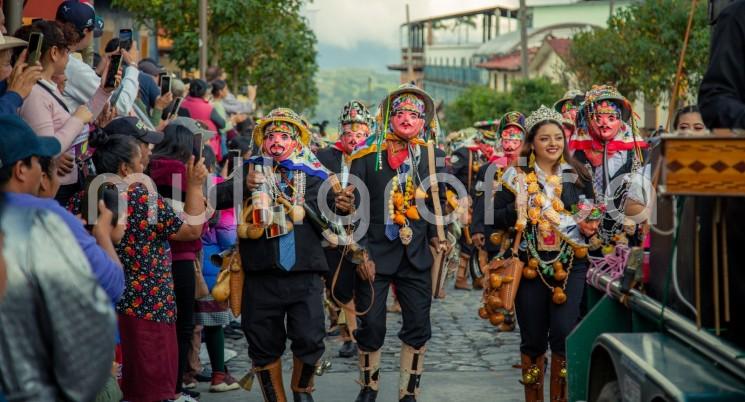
[62, 55, 140, 117]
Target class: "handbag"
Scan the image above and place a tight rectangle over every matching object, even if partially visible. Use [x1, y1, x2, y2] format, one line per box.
[210, 250, 244, 316]
[484, 230, 524, 312]
[194, 252, 210, 299]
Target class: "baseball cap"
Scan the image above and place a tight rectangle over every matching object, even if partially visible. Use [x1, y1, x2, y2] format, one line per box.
[56, 0, 96, 33]
[103, 116, 164, 144]
[169, 117, 216, 140]
[138, 59, 165, 77]
[94, 16, 104, 38]
[0, 116, 61, 169]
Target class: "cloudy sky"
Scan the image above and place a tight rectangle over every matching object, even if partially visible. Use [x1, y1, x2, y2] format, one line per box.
[302, 0, 519, 71]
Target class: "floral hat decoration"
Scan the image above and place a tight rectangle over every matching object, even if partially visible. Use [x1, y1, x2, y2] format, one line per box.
[253, 107, 312, 147]
[498, 111, 527, 141]
[339, 100, 373, 134]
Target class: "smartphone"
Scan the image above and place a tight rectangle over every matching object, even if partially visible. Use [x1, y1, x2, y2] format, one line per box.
[160, 75, 172, 96]
[228, 149, 242, 160]
[164, 96, 183, 120]
[82, 183, 120, 230]
[104, 54, 123, 90]
[192, 133, 203, 160]
[27, 32, 43, 65]
[118, 28, 133, 51]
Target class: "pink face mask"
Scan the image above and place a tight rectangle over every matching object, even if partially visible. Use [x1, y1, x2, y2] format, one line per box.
[263, 132, 297, 161]
[340, 124, 369, 154]
[391, 110, 425, 140]
[501, 138, 523, 157]
[562, 109, 578, 123]
[589, 113, 623, 142]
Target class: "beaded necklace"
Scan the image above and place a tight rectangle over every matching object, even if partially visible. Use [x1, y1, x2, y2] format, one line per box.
[520, 165, 573, 304]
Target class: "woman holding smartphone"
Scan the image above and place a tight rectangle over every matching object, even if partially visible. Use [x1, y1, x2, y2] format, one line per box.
[148, 117, 214, 400]
[15, 20, 117, 205]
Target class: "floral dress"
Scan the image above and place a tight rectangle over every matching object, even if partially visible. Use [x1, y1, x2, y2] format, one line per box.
[69, 183, 183, 323]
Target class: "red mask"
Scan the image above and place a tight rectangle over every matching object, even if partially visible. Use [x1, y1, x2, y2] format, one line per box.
[501, 138, 522, 159]
[391, 110, 425, 141]
[589, 113, 623, 142]
[263, 131, 297, 161]
[340, 123, 369, 154]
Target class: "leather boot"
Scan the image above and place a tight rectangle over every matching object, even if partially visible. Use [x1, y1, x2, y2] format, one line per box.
[398, 343, 425, 402]
[455, 253, 471, 289]
[519, 353, 545, 402]
[550, 354, 567, 402]
[291, 356, 316, 402]
[355, 349, 381, 402]
[254, 359, 287, 402]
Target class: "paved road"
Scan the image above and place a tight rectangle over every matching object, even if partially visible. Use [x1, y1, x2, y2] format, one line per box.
[197, 280, 528, 402]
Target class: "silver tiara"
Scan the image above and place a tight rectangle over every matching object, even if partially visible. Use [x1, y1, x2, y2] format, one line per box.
[525, 105, 564, 133]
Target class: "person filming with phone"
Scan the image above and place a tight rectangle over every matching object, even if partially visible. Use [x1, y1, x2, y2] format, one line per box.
[56, 0, 140, 117]
[14, 20, 119, 205]
[0, 34, 43, 116]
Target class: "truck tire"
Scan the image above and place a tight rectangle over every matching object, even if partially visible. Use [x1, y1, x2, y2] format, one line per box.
[596, 380, 621, 402]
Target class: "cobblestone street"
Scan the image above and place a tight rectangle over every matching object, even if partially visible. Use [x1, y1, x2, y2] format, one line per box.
[197, 278, 527, 402]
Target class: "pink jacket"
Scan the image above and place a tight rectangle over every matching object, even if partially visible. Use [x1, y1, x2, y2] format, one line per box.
[20, 80, 109, 185]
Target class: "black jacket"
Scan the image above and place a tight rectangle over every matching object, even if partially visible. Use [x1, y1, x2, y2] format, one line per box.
[470, 163, 507, 256]
[349, 145, 447, 274]
[212, 163, 329, 275]
[698, 0, 745, 129]
[316, 147, 346, 175]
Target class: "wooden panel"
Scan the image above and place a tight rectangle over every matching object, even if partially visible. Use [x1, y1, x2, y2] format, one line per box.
[661, 135, 745, 196]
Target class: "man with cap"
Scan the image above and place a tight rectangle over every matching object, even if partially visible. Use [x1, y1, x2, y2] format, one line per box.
[569, 85, 649, 257]
[0, 34, 42, 115]
[315, 100, 372, 358]
[469, 111, 526, 333]
[449, 119, 499, 290]
[0, 114, 125, 303]
[57, 0, 141, 116]
[211, 108, 331, 402]
[102, 116, 164, 169]
[470, 111, 527, 261]
[335, 84, 448, 402]
[0, 118, 116, 402]
[553, 89, 584, 142]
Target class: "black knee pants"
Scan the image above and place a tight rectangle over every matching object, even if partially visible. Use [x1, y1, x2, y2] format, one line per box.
[242, 272, 326, 367]
[515, 261, 587, 358]
[354, 257, 432, 352]
[172, 260, 196, 392]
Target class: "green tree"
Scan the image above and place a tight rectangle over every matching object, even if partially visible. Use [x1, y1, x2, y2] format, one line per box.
[443, 77, 564, 131]
[566, 0, 709, 104]
[111, 0, 318, 114]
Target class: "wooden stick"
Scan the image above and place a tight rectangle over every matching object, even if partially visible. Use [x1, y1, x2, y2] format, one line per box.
[666, 0, 699, 131]
[695, 213, 702, 330]
[712, 199, 721, 336]
[722, 217, 730, 323]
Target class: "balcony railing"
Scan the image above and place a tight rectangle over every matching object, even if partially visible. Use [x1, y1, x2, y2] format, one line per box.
[423, 65, 487, 86]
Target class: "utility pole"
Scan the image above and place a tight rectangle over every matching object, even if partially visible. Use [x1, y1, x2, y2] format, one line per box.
[519, 0, 529, 78]
[610, 0, 616, 18]
[406, 4, 414, 85]
[3, 0, 23, 37]
[199, 0, 208, 79]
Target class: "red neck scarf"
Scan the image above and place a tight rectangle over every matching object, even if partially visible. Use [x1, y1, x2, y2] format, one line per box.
[385, 134, 425, 170]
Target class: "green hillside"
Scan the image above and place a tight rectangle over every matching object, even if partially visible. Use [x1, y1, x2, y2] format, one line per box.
[313, 68, 400, 137]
